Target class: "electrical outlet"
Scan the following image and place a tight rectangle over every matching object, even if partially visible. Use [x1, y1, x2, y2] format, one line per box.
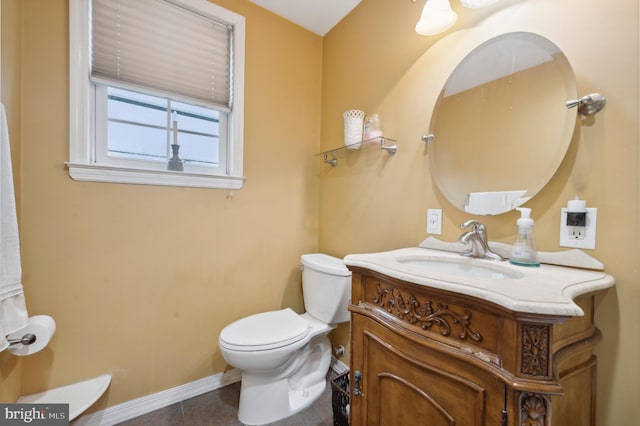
[567, 225, 586, 239]
[427, 209, 442, 235]
[560, 207, 597, 249]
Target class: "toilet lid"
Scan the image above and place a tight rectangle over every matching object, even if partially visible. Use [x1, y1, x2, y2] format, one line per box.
[219, 308, 310, 351]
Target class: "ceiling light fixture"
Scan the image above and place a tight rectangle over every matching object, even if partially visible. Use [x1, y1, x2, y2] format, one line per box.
[415, 0, 458, 36]
[460, 0, 500, 8]
[413, 0, 501, 36]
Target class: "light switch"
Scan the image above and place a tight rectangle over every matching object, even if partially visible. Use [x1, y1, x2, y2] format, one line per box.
[427, 209, 442, 235]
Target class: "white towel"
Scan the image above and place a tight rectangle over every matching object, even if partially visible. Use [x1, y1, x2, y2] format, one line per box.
[0, 103, 28, 351]
[465, 190, 528, 215]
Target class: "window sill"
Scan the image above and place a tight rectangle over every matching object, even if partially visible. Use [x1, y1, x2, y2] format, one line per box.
[66, 163, 245, 189]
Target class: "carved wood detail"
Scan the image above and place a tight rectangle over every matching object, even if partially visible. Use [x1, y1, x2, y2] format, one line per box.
[520, 324, 550, 377]
[519, 393, 549, 426]
[372, 282, 483, 342]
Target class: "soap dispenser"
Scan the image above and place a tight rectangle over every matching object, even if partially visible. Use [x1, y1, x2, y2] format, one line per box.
[509, 207, 540, 267]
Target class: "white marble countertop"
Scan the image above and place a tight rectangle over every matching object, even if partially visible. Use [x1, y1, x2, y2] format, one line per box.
[343, 246, 615, 316]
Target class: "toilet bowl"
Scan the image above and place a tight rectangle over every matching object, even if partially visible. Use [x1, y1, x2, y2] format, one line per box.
[218, 253, 351, 425]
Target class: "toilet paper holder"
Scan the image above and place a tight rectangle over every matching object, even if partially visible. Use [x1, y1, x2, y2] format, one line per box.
[4, 315, 56, 356]
[8, 333, 36, 346]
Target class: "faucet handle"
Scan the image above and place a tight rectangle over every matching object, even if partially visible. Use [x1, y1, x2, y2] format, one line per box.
[460, 220, 485, 231]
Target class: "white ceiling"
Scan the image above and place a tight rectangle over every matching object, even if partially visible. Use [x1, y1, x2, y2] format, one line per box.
[248, 0, 362, 36]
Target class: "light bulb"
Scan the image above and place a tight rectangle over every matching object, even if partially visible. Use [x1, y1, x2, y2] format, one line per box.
[415, 0, 458, 36]
[460, 0, 500, 8]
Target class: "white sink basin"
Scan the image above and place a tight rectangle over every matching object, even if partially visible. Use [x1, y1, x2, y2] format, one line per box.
[343, 247, 615, 316]
[395, 255, 524, 280]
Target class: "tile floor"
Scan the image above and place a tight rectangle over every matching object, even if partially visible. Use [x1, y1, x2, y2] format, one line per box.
[115, 377, 337, 426]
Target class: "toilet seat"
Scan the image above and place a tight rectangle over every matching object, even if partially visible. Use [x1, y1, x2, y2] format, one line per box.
[219, 308, 310, 352]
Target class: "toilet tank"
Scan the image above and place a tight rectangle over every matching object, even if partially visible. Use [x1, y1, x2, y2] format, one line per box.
[301, 254, 352, 324]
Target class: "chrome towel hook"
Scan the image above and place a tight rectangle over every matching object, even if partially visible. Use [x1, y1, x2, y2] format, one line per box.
[566, 93, 606, 116]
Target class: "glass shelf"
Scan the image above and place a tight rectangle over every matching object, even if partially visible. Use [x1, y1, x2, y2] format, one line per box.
[316, 137, 398, 167]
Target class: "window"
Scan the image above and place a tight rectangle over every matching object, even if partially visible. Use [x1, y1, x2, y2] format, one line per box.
[96, 87, 227, 172]
[68, 0, 245, 189]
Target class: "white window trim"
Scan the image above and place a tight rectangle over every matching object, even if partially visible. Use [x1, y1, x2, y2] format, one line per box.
[68, 0, 246, 189]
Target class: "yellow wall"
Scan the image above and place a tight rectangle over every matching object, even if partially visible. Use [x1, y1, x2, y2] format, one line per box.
[1, 0, 322, 411]
[320, 0, 639, 425]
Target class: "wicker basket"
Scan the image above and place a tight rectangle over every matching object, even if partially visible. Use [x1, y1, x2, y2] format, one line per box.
[331, 371, 350, 426]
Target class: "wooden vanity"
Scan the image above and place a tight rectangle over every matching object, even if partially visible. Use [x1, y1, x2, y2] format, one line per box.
[345, 248, 613, 426]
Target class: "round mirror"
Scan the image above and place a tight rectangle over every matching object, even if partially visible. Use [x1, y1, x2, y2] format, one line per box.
[429, 32, 577, 215]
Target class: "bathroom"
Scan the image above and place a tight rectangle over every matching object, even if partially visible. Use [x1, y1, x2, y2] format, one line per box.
[0, 0, 637, 424]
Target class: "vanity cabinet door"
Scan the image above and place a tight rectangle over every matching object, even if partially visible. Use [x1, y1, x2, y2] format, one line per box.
[350, 313, 506, 426]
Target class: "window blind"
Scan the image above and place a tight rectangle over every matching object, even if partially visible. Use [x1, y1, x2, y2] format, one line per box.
[91, 0, 232, 110]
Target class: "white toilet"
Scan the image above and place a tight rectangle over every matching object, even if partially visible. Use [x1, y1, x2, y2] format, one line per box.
[218, 253, 351, 425]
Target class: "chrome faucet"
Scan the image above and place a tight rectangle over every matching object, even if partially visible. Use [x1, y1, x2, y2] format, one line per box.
[458, 220, 504, 261]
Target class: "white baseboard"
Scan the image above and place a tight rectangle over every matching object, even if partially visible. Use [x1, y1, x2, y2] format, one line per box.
[74, 369, 242, 426]
[75, 359, 349, 425]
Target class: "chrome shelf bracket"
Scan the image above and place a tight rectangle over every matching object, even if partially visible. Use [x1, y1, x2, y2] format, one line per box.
[380, 137, 397, 154]
[323, 152, 337, 167]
